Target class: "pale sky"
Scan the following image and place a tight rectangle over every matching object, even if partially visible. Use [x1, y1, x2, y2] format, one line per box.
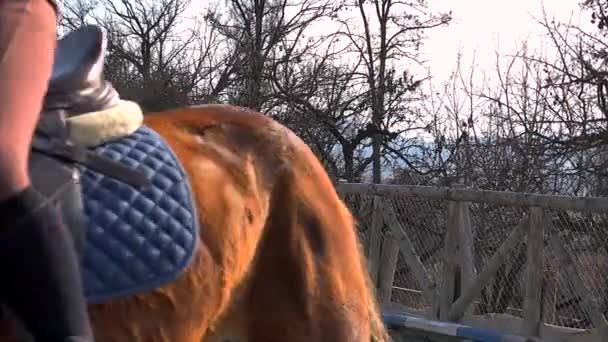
[420, 0, 594, 83]
[191, 0, 594, 85]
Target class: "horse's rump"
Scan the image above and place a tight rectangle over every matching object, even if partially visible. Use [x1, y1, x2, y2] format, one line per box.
[143, 104, 390, 341]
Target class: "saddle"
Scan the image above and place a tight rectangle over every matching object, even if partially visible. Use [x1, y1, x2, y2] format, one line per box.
[28, 25, 199, 304]
[45, 25, 118, 114]
[31, 26, 148, 256]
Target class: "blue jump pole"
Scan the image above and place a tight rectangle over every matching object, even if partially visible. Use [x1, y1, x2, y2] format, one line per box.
[383, 312, 538, 342]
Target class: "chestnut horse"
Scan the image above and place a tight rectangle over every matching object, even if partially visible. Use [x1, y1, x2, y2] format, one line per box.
[0, 104, 389, 342]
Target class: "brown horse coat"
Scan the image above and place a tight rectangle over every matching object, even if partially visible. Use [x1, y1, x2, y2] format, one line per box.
[0, 104, 389, 342]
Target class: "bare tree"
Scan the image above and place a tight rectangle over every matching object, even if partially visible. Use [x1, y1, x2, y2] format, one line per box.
[60, 0, 235, 110]
[513, 5, 608, 195]
[337, 0, 451, 183]
[205, 0, 337, 111]
[270, 0, 452, 182]
[271, 41, 374, 181]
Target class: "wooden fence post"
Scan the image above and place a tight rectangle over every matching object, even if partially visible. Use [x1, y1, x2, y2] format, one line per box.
[440, 201, 460, 321]
[377, 231, 400, 304]
[522, 207, 544, 337]
[544, 213, 608, 340]
[459, 200, 475, 317]
[368, 196, 383, 285]
[440, 194, 474, 321]
[448, 215, 529, 321]
[375, 197, 401, 303]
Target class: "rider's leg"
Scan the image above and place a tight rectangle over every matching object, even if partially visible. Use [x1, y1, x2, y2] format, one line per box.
[0, 0, 94, 341]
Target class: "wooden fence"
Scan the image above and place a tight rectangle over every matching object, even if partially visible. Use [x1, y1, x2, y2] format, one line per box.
[336, 183, 608, 340]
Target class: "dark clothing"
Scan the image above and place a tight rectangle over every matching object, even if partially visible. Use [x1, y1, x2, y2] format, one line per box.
[0, 0, 94, 341]
[0, 187, 94, 341]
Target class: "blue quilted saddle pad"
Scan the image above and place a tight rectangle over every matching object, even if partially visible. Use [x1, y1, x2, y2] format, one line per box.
[80, 125, 199, 303]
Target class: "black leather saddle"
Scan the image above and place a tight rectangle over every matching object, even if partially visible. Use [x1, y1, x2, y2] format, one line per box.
[36, 25, 146, 188]
[43, 25, 118, 115]
[30, 26, 148, 259]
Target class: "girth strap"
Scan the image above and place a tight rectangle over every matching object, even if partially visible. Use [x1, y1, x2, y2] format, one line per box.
[31, 137, 150, 190]
[33, 112, 150, 190]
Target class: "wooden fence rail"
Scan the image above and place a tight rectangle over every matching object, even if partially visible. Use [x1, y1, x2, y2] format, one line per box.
[337, 183, 608, 213]
[336, 183, 608, 340]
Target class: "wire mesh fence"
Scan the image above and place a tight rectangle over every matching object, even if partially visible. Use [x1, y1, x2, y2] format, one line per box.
[340, 189, 608, 331]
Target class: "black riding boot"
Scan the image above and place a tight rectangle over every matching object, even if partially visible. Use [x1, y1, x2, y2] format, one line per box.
[0, 186, 94, 342]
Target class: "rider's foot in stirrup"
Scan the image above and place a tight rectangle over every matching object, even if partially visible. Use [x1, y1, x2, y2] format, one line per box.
[0, 186, 94, 341]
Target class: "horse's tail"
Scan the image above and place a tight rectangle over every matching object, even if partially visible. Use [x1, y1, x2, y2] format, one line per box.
[264, 165, 391, 341]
